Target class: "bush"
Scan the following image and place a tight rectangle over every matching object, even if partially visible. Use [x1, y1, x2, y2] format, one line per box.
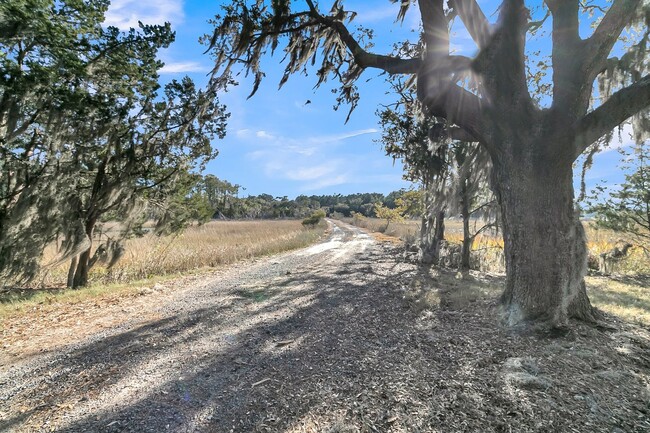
[302, 210, 326, 227]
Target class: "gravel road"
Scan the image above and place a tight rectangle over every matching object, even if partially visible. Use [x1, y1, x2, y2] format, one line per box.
[2, 220, 649, 433]
[0, 220, 415, 432]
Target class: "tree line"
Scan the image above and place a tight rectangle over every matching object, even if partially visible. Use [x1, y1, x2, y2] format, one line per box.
[187, 174, 418, 220]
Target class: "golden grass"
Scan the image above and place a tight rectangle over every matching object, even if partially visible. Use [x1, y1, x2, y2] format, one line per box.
[586, 275, 650, 325]
[43, 220, 325, 286]
[0, 220, 325, 319]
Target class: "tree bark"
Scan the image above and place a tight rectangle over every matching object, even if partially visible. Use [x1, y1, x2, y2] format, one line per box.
[493, 144, 597, 326]
[460, 180, 472, 271]
[72, 217, 97, 288]
[66, 256, 78, 288]
[419, 208, 445, 265]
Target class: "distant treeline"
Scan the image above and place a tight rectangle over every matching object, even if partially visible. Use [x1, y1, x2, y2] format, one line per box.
[193, 175, 409, 220]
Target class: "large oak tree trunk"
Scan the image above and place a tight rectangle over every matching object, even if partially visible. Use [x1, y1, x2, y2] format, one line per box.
[493, 143, 596, 326]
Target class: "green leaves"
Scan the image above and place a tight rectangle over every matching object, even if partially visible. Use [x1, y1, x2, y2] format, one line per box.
[0, 0, 228, 286]
[589, 140, 650, 247]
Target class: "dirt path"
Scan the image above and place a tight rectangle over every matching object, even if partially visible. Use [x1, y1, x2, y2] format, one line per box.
[1, 220, 649, 432]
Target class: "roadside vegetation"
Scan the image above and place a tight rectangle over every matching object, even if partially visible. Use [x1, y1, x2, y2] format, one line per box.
[0, 220, 326, 319]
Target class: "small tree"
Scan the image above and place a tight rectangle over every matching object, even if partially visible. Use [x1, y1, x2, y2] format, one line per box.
[302, 209, 326, 227]
[590, 141, 650, 251]
[374, 201, 406, 232]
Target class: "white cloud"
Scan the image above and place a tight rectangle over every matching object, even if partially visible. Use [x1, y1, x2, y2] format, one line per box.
[159, 61, 209, 74]
[104, 0, 184, 30]
[256, 130, 275, 140]
[286, 162, 339, 181]
[302, 175, 351, 191]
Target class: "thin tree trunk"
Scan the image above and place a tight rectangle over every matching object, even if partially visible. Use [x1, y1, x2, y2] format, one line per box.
[460, 180, 471, 271]
[66, 256, 78, 288]
[494, 151, 596, 326]
[72, 217, 97, 288]
[419, 208, 445, 265]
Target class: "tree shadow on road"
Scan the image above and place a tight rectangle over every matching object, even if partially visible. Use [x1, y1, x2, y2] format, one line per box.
[3, 245, 650, 433]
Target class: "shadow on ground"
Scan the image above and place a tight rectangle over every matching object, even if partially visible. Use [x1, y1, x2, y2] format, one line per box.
[2, 244, 649, 433]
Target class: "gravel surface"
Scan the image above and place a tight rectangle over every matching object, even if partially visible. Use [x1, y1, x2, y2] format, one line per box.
[1, 220, 649, 432]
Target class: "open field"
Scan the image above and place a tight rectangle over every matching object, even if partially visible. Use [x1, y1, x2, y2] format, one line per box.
[0, 220, 325, 319]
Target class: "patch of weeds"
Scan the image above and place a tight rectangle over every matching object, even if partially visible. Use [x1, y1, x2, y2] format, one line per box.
[235, 287, 279, 302]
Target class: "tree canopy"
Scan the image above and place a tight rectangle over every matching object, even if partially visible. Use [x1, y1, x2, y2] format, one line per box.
[0, 0, 228, 286]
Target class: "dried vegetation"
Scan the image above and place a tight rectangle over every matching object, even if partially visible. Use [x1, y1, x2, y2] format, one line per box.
[0, 220, 325, 319]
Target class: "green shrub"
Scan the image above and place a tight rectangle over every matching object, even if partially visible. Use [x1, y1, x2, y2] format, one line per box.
[302, 210, 326, 227]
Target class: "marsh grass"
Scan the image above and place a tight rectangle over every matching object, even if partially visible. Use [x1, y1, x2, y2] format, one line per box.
[38, 220, 325, 286]
[1, 220, 325, 318]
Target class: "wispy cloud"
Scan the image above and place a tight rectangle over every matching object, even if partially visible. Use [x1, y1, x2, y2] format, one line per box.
[159, 61, 209, 74]
[311, 128, 379, 143]
[238, 127, 382, 191]
[105, 0, 184, 30]
[302, 174, 350, 191]
[286, 162, 340, 181]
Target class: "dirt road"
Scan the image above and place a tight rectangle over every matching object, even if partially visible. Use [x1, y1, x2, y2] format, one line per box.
[1, 220, 649, 432]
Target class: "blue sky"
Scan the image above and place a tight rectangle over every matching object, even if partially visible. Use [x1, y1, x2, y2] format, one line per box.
[104, 0, 633, 199]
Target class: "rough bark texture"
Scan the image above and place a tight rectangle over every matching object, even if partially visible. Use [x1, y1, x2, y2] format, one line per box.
[72, 218, 96, 288]
[493, 138, 597, 326]
[419, 209, 445, 265]
[66, 256, 78, 288]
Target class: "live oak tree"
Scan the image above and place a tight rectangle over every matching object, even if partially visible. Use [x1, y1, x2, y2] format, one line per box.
[0, 0, 227, 287]
[207, 0, 649, 327]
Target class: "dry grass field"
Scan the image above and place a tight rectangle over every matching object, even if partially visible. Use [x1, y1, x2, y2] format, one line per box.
[41, 220, 326, 286]
[0, 220, 325, 318]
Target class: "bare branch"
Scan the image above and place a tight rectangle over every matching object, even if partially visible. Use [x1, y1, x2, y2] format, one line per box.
[418, 0, 449, 56]
[307, 4, 421, 74]
[473, 0, 532, 110]
[418, 80, 486, 143]
[450, 0, 492, 49]
[584, 0, 642, 72]
[574, 74, 650, 159]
